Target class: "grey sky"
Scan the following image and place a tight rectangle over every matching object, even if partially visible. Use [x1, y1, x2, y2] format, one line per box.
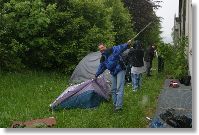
[155, 0, 179, 43]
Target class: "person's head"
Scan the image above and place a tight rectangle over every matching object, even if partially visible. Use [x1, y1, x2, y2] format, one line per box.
[98, 43, 107, 53]
[149, 43, 155, 49]
[152, 45, 156, 50]
[133, 40, 142, 49]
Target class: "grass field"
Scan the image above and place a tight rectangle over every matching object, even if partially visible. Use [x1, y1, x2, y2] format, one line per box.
[0, 61, 166, 128]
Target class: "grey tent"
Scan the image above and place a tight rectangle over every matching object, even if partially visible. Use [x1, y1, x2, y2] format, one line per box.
[70, 51, 111, 85]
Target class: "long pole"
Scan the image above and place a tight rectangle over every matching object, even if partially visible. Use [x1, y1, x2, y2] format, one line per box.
[129, 22, 153, 42]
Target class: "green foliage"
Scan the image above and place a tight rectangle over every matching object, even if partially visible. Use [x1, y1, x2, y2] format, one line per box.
[172, 37, 188, 78]
[0, 0, 134, 73]
[157, 37, 188, 79]
[0, 0, 57, 71]
[123, 0, 162, 47]
[105, 0, 135, 44]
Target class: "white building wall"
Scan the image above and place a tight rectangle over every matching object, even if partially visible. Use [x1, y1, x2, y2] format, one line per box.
[188, 0, 192, 77]
[184, 0, 192, 78]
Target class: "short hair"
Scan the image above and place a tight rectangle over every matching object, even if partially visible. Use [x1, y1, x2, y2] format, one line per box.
[98, 43, 105, 46]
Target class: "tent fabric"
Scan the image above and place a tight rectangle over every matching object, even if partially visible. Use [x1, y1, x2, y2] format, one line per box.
[50, 76, 111, 110]
[70, 51, 111, 84]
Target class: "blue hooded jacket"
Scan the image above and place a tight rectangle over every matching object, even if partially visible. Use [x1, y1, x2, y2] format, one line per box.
[96, 43, 128, 77]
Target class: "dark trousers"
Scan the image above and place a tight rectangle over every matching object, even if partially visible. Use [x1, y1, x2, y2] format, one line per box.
[146, 61, 152, 76]
[125, 64, 132, 83]
[158, 56, 164, 72]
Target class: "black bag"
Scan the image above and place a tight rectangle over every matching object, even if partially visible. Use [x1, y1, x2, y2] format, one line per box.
[159, 109, 192, 128]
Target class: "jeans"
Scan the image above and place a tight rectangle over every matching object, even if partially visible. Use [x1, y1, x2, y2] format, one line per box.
[131, 73, 142, 91]
[111, 70, 126, 109]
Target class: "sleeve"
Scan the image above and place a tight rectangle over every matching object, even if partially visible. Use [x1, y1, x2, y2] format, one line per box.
[96, 62, 107, 77]
[112, 43, 128, 56]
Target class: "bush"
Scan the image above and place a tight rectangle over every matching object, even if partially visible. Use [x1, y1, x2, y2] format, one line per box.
[172, 37, 189, 79]
[0, 0, 134, 73]
[158, 37, 188, 79]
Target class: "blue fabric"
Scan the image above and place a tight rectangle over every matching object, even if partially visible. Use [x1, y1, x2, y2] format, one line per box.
[111, 70, 126, 109]
[149, 118, 164, 128]
[96, 43, 128, 77]
[52, 90, 106, 110]
[131, 73, 142, 91]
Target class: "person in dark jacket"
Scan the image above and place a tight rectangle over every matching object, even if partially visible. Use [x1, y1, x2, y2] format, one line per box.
[128, 40, 145, 91]
[144, 44, 155, 76]
[95, 40, 132, 111]
[121, 49, 132, 83]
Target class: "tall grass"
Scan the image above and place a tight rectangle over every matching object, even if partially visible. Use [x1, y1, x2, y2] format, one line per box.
[0, 60, 165, 128]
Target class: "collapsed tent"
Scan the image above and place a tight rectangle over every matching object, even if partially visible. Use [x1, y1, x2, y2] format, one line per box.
[50, 76, 111, 110]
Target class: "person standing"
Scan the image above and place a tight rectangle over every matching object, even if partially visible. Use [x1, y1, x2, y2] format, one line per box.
[156, 47, 164, 72]
[128, 41, 145, 91]
[95, 40, 132, 112]
[144, 44, 155, 76]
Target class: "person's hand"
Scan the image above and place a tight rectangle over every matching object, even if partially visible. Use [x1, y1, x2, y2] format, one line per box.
[127, 40, 131, 45]
[94, 74, 98, 80]
[127, 40, 133, 48]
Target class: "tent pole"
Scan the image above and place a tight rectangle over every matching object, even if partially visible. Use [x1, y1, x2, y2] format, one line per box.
[129, 22, 153, 42]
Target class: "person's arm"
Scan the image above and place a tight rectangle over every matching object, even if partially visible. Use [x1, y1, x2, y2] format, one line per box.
[112, 43, 129, 55]
[112, 40, 132, 55]
[95, 62, 107, 77]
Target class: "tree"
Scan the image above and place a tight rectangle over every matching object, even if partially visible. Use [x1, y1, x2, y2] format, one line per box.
[104, 0, 135, 44]
[122, 0, 162, 47]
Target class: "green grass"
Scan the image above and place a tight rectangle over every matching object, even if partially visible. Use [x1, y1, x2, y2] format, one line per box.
[0, 61, 166, 128]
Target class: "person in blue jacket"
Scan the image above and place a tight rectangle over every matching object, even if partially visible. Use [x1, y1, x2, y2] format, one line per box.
[95, 40, 132, 112]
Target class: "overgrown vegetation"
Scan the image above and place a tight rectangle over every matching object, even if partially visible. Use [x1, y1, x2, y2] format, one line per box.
[0, 0, 134, 73]
[157, 37, 189, 79]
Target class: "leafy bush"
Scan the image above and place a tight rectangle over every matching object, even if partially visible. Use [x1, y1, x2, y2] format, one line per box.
[172, 37, 188, 78]
[157, 37, 188, 79]
[0, 0, 134, 73]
